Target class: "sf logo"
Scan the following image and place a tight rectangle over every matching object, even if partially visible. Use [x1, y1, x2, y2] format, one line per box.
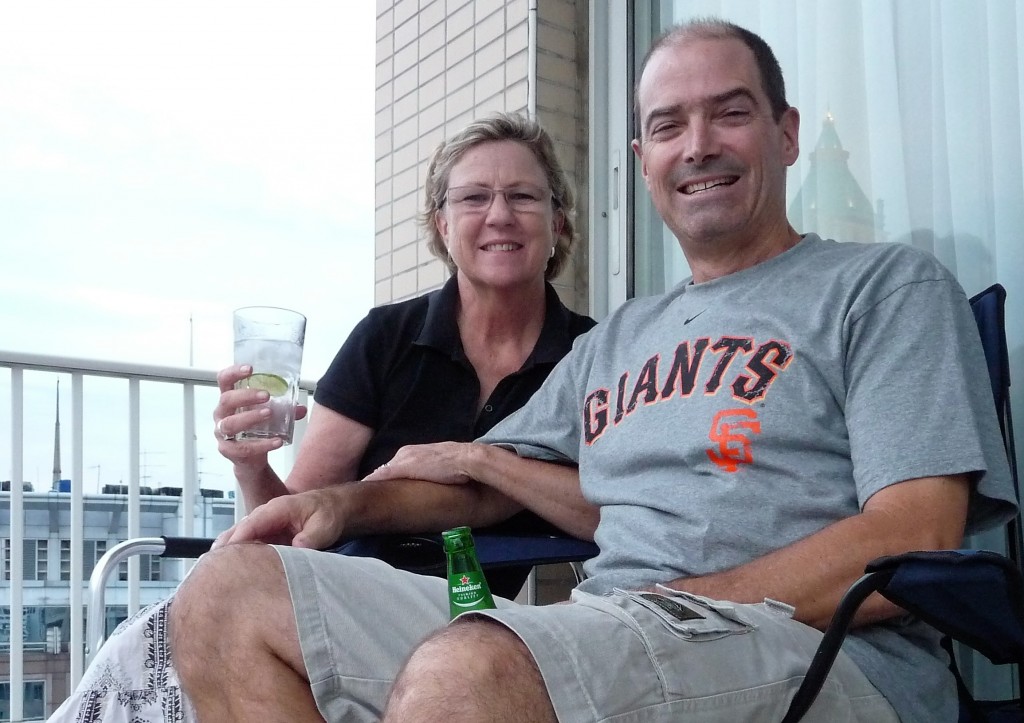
[707, 408, 762, 472]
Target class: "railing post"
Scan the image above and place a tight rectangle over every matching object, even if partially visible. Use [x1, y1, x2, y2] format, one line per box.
[128, 378, 141, 615]
[183, 383, 197, 537]
[0, 349, 315, 714]
[183, 382, 197, 579]
[71, 372, 85, 687]
[10, 367, 25, 722]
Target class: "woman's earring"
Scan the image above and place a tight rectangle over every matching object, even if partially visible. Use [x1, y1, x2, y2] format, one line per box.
[550, 246, 556, 259]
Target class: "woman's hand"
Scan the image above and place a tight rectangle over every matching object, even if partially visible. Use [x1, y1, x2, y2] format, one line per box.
[361, 441, 474, 485]
[213, 364, 308, 465]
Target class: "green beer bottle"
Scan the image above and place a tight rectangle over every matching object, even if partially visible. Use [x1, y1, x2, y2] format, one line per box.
[443, 526, 496, 619]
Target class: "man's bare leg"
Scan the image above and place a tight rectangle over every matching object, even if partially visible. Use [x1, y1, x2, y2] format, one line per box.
[170, 543, 324, 722]
[382, 618, 557, 723]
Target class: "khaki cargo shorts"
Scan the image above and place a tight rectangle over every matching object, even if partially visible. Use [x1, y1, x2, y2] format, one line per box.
[275, 546, 897, 722]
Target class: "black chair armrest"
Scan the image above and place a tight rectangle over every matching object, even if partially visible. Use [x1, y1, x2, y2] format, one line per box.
[781, 549, 1024, 723]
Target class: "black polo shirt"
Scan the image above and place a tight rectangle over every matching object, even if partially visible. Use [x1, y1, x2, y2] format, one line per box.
[314, 276, 595, 479]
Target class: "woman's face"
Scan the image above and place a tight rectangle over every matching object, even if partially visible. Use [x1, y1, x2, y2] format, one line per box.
[435, 140, 562, 292]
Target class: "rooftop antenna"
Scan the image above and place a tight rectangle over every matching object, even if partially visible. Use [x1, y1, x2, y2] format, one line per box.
[52, 380, 62, 488]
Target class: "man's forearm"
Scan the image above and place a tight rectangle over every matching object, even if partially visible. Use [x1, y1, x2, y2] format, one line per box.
[661, 510, 906, 629]
[459, 443, 599, 540]
[337, 477, 524, 538]
[660, 475, 970, 630]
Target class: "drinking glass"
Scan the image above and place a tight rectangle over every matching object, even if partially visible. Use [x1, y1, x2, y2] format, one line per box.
[232, 306, 306, 444]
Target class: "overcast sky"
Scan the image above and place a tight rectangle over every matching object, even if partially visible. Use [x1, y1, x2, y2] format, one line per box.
[1, 2, 377, 492]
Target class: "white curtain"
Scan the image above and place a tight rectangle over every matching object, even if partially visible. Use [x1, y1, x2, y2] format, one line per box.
[649, 1, 1024, 297]
[640, 0, 1024, 700]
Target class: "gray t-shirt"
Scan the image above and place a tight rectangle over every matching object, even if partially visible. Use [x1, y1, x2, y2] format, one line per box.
[480, 235, 1017, 723]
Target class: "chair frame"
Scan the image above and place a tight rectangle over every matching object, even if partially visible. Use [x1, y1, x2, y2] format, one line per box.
[86, 531, 597, 663]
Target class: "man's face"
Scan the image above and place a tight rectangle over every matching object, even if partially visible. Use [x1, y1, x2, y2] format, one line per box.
[632, 36, 799, 252]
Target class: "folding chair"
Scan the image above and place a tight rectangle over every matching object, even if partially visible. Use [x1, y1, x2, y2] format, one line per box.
[782, 283, 1023, 723]
[87, 518, 598, 663]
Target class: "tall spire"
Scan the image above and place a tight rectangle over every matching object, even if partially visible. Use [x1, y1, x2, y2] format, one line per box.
[52, 380, 62, 486]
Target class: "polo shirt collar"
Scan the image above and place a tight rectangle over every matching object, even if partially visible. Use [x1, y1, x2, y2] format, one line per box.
[415, 275, 463, 354]
[415, 275, 577, 369]
[530, 281, 577, 365]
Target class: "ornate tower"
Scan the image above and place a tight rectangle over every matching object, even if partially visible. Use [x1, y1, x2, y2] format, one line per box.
[789, 113, 879, 243]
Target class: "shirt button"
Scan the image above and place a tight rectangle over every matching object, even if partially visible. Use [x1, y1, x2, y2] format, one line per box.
[484, 405, 493, 412]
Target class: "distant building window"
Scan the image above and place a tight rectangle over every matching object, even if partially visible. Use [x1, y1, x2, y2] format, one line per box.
[118, 554, 161, 582]
[79, 539, 107, 580]
[58, 539, 118, 582]
[60, 539, 71, 581]
[2, 539, 49, 581]
[0, 680, 45, 721]
[3, 605, 75, 646]
[105, 605, 129, 639]
[33, 539, 48, 581]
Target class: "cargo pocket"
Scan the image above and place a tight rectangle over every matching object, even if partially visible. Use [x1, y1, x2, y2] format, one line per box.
[611, 587, 756, 642]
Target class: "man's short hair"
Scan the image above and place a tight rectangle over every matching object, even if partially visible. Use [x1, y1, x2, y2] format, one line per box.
[635, 18, 790, 133]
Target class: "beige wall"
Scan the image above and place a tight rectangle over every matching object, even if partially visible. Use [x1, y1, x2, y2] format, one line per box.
[374, 0, 589, 314]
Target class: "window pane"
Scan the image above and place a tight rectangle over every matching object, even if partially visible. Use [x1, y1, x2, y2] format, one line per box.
[25, 680, 45, 720]
[60, 539, 71, 581]
[22, 538, 36, 581]
[0, 680, 46, 721]
[36, 539, 47, 580]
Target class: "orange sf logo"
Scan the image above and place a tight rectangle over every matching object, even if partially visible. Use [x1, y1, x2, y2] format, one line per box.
[707, 408, 762, 472]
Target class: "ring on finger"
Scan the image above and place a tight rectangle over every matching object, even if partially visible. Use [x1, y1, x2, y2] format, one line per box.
[216, 418, 235, 442]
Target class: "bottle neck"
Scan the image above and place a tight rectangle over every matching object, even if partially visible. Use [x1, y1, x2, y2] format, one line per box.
[448, 551, 481, 574]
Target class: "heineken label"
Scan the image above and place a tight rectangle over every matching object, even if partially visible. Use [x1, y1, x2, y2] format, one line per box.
[449, 572, 488, 608]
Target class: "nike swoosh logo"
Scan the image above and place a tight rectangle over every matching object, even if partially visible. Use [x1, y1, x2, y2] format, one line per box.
[684, 309, 707, 325]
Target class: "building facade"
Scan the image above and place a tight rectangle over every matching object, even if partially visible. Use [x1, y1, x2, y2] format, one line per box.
[374, 0, 590, 312]
[1, 489, 233, 720]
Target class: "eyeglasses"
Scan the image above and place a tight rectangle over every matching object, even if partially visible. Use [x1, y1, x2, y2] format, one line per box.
[443, 184, 553, 214]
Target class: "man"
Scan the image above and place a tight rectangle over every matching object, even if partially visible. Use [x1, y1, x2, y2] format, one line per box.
[173, 19, 1015, 723]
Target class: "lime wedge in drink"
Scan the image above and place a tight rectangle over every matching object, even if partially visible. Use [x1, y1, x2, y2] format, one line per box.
[245, 373, 289, 396]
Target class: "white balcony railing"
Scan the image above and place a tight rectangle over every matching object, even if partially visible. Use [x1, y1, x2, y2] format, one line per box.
[1, 350, 312, 720]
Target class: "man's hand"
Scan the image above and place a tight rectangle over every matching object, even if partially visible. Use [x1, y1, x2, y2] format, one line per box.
[362, 442, 473, 485]
[213, 488, 347, 550]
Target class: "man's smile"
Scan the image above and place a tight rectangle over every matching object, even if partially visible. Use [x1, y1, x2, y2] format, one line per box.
[679, 176, 739, 195]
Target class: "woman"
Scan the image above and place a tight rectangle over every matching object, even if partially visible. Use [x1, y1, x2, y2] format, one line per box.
[217, 111, 592, 515]
[48, 112, 595, 723]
